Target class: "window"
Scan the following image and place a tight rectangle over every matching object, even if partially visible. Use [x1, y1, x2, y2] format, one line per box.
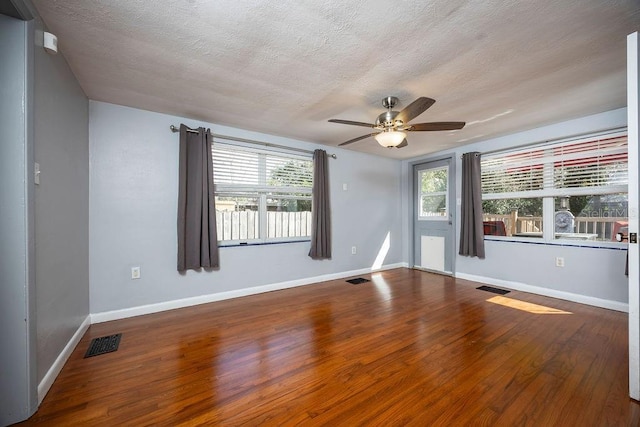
[418, 166, 449, 219]
[212, 144, 313, 245]
[481, 130, 627, 242]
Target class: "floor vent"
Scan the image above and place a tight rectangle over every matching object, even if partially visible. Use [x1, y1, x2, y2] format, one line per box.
[346, 277, 370, 285]
[476, 285, 510, 295]
[84, 333, 122, 358]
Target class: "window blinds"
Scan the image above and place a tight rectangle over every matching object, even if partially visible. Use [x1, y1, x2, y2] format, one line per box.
[481, 131, 627, 199]
[212, 145, 312, 193]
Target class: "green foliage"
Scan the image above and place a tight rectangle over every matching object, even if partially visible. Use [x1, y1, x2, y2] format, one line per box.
[269, 160, 312, 211]
[568, 196, 589, 216]
[421, 168, 447, 192]
[269, 160, 312, 187]
[482, 198, 542, 216]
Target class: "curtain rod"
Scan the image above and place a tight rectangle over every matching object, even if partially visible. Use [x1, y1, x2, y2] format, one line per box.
[170, 125, 337, 159]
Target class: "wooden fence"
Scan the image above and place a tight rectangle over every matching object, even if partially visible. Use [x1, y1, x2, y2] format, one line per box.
[216, 211, 312, 241]
[483, 212, 625, 241]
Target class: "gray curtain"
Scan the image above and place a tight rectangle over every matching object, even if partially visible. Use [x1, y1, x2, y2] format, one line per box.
[459, 152, 485, 258]
[309, 149, 331, 259]
[177, 124, 219, 271]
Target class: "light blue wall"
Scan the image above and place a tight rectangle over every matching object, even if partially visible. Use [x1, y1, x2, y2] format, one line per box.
[33, 17, 90, 384]
[88, 101, 403, 314]
[0, 14, 37, 425]
[403, 108, 629, 306]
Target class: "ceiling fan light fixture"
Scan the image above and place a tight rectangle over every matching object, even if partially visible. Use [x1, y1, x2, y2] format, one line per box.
[375, 130, 407, 148]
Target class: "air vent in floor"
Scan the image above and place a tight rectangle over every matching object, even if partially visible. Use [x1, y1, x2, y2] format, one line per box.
[84, 333, 122, 358]
[476, 285, 510, 295]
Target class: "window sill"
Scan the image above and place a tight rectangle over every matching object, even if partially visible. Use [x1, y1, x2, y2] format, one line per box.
[219, 239, 310, 248]
[484, 235, 627, 250]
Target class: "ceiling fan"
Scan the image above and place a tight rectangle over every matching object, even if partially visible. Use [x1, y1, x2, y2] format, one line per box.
[329, 96, 465, 148]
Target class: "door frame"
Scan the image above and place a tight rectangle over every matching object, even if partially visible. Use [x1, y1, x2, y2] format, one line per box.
[627, 31, 639, 401]
[408, 154, 457, 274]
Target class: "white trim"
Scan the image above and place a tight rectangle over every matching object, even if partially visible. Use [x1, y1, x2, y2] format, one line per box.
[37, 315, 90, 404]
[627, 31, 640, 401]
[456, 272, 629, 313]
[91, 263, 408, 324]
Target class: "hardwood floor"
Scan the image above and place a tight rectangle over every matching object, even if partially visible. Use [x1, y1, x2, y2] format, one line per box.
[18, 268, 640, 426]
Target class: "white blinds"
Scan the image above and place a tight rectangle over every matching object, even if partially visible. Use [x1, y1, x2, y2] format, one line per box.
[212, 145, 312, 193]
[213, 147, 260, 186]
[481, 131, 628, 199]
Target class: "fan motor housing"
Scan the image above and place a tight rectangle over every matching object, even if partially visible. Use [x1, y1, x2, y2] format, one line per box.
[376, 111, 403, 129]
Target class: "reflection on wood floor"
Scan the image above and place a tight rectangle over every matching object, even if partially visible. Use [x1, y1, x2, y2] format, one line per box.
[18, 268, 640, 426]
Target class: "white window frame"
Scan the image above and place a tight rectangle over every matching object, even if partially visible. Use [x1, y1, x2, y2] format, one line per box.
[213, 142, 313, 246]
[418, 166, 449, 221]
[481, 129, 628, 246]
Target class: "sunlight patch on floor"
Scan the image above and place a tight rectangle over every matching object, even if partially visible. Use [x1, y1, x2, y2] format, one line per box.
[487, 295, 572, 314]
[371, 273, 392, 302]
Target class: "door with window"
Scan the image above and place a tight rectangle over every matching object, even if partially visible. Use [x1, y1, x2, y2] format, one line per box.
[413, 158, 455, 274]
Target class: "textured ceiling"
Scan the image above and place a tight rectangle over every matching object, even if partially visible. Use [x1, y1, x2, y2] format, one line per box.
[31, 0, 640, 159]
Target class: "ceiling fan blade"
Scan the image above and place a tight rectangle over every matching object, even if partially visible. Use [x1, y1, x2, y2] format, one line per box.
[396, 139, 408, 148]
[338, 133, 377, 146]
[328, 119, 374, 128]
[409, 122, 466, 131]
[396, 97, 435, 124]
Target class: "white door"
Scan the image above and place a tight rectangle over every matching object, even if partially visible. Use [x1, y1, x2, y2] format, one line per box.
[413, 158, 455, 274]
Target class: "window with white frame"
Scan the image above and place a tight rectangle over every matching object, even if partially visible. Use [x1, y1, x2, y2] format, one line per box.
[212, 144, 313, 245]
[481, 130, 628, 243]
[418, 166, 449, 219]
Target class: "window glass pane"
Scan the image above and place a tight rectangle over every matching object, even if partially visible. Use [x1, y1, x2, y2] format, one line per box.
[267, 157, 313, 189]
[266, 196, 311, 239]
[482, 198, 543, 237]
[421, 195, 447, 217]
[554, 194, 628, 241]
[212, 144, 313, 244]
[419, 166, 448, 218]
[215, 195, 259, 241]
[421, 168, 447, 192]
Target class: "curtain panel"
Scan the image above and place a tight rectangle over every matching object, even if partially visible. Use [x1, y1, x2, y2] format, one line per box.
[177, 124, 219, 271]
[459, 152, 485, 258]
[309, 149, 331, 259]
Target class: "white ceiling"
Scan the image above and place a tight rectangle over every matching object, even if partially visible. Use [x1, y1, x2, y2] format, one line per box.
[31, 0, 640, 159]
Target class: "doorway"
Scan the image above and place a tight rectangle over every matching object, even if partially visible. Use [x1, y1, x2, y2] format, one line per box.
[412, 157, 455, 274]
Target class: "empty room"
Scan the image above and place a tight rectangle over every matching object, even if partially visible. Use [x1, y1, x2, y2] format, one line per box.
[2, 0, 640, 425]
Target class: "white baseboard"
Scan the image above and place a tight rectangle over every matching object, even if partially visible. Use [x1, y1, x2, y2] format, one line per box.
[38, 315, 91, 404]
[91, 262, 408, 324]
[455, 272, 629, 313]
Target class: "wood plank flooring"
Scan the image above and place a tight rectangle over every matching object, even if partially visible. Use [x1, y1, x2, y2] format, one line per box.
[17, 268, 640, 426]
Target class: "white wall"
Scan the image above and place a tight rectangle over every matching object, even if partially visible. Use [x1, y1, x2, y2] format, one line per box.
[403, 108, 629, 309]
[89, 101, 404, 314]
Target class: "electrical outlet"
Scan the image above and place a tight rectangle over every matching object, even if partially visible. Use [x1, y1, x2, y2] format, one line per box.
[131, 266, 141, 279]
[555, 257, 564, 267]
[351, 246, 357, 255]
